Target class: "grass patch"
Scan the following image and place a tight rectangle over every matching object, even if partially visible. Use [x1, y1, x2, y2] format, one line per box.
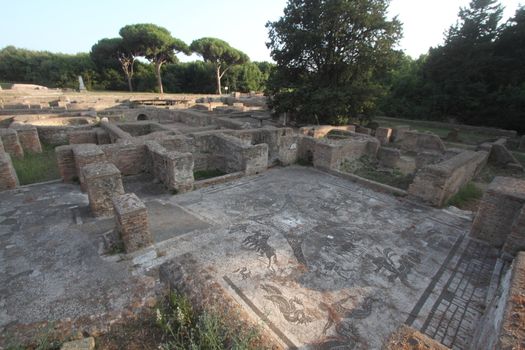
[11, 144, 59, 185]
[446, 182, 483, 209]
[156, 292, 262, 350]
[342, 157, 414, 190]
[193, 169, 226, 181]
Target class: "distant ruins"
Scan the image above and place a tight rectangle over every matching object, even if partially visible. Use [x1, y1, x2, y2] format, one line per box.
[0, 88, 524, 349]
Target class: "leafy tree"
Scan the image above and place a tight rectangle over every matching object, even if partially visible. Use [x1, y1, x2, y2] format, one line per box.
[91, 37, 137, 91]
[266, 0, 402, 124]
[120, 24, 189, 94]
[190, 38, 249, 94]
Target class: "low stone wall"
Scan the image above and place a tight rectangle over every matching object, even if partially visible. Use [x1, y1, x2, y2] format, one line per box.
[55, 145, 76, 182]
[470, 252, 525, 349]
[0, 128, 24, 158]
[0, 152, 19, 191]
[36, 124, 94, 145]
[68, 129, 98, 145]
[396, 130, 446, 153]
[470, 176, 525, 249]
[503, 206, 525, 256]
[408, 150, 488, 206]
[100, 121, 133, 143]
[10, 124, 42, 153]
[113, 193, 153, 253]
[146, 141, 194, 193]
[82, 162, 124, 217]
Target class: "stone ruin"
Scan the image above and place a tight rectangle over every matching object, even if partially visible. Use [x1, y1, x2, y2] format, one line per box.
[0, 92, 524, 349]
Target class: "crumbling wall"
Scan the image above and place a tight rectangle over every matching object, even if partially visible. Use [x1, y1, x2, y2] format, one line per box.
[470, 176, 525, 249]
[408, 150, 488, 206]
[100, 142, 147, 176]
[68, 129, 98, 145]
[36, 125, 93, 145]
[146, 141, 194, 193]
[0, 128, 24, 158]
[73, 144, 107, 191]
[396, 130, 446, 153]
[100, 121, 133, 143]
[10, 124, 42, 153]
[0, 152, 19, 191]
[113, 193, 153, 253]
[299, 125, 356, 138]
[82, 162, 124, 217]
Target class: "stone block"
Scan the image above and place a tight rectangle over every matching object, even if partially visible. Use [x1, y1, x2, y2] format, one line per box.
[409, 150, 488, 206]
[113, 193, 153, 253]
[355, 125, 372, 135]
[489, 138, 523, 171]
[397, 156, 417, 175]
[0, 152, 19, 191]
[391, 125, 410, 142]
[60, 337, 95, 350]
[73, 144, 106, 191]
[0, 128, 24, 158]
[375, 127, 392, 144]
[82, 162, 124, 217]
[470, 176, 525, 247]
[55, 145, 76, 182]
[10, 124, 42, 153]
[378, 147, 400, 169]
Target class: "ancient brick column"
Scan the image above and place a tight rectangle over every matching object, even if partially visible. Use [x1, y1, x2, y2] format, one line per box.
[11, 124, 42, 153]
[470, 176, 525, 248]
[73, 144, 106, 191]
[0, 152, 19, 191]
[55, 145, 76, 182]
[82, 162, 124, 217]
[375, 127, 392, 145]
[112, 193, 153, 253]
[0, 129, 24, 158]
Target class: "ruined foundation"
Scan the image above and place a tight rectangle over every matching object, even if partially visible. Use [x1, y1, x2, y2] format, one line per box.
[113, 193, 153, 253]
[0, 152, 19, 190]
[82, 162, 124, 217]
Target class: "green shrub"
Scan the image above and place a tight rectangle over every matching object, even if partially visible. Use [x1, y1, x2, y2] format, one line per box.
[447, 182, 483, 208]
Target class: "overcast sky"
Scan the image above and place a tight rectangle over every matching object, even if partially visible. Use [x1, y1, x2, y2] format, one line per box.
[0, 0, 522, 62]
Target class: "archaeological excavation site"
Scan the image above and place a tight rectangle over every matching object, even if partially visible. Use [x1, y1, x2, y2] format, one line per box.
[0, 88, 523, 350]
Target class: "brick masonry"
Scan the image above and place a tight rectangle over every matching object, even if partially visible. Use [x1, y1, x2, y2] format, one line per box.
[82, 162, 124, 217]
[146, 141, 194, 193]
[55, 145, 76, 182]
[68, 129, 98, 144]
[470, 176, 525, 247]
[503, 206, 525, 256]
[0, 128, 24, 158]
[73, 144, 106, 192]
[0, 152, 19, 191]
[375, 127, 392, 145]
[10, 124, 42, 153]
[112, 193, 153, 253]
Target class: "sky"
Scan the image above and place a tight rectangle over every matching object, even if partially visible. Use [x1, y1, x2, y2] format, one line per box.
[0, 0, 522, 62]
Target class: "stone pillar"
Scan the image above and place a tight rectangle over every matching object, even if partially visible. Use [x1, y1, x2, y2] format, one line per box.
[73, 144, 106, 191]
[113, 193, 153, 253]
[82, 162, 124, 217]
[96, 129, 111, 145]
[0, 129, 24, 158]
[375, 127, 392, 145]
[470, 176, 525, 247]
[0, 152, 19, 191]
[166, 152, 194, 193]
[11, 125, 42, 153]
[55, 145, 76, 182]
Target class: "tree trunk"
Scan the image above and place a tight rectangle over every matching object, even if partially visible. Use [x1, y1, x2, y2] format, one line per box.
[155, 61, 164, 94]
[216, 66, 222, 95]
[121, 62, 133, 92]
[125, 73, 133, 92]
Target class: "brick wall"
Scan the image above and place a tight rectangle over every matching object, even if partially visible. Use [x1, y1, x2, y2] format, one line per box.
[100, 142, 147, 176]
[0, 152, 19, 191]
[55, 145, 76, 182]
[0, 129, 24, 158]
[113, 193, 153, 253]
[408, 150, 488, 206]
[146, 141, 194, 193]
[10, 124, 42, 153]
[68, 129, 98, 144]
[82, 162, 124, 217]
[73, 144, 107, 191]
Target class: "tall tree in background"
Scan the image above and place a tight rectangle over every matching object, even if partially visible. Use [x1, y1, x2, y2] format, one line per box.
[423, 0, 503, 122]
[120, 24, 189, 94]
[266, 0, 402, 124]
[190, 38, 249, 94]
[90, 38, 137, 91]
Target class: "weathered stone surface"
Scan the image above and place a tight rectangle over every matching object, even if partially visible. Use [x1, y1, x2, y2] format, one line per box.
[488, 138, 524, 171]
[10, 124, 42, 153]
[0, 152, 19, 191]
[409, 150, 488, 206]
[0, 128, 24, 158]
[73, 144, 106, 191]
[82, 162, 124, 217]
[355, 125, 372, 135]
[471, 176, 525, 247]
[396, 131, 446, 153]
[503, 206, 525, 256]
[375, 127, 392, 144]
[113, 193, 152, 253]
[519, 135, 525, 151]
[392, 125, 410, 141]
[0, 138, 3, 153]
[147, 141, 194, 193]
[299, 125, 356, 138]
[100, 142, 147, 176]
[378, 147, 401, 168]
[60, 337, 95, 350]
